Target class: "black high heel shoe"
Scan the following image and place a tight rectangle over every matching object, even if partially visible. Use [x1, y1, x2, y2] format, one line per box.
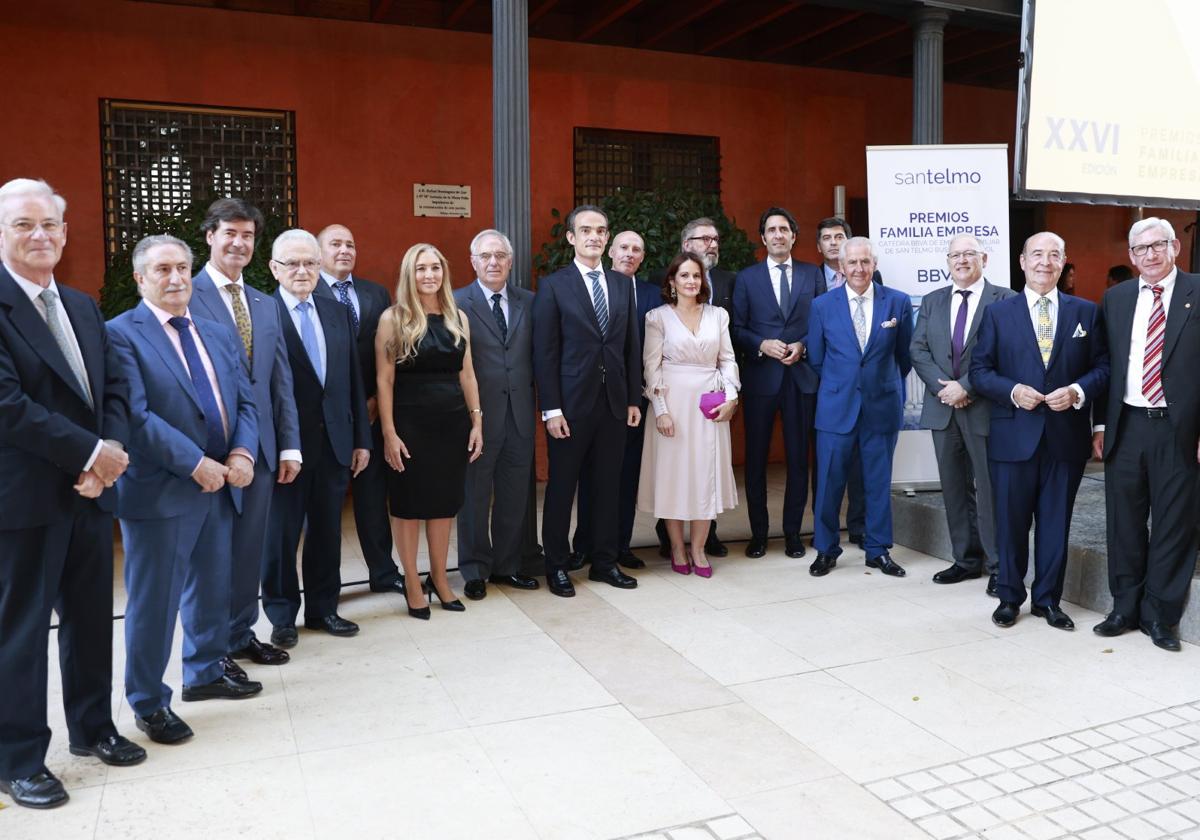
[424, 576, 465, 612]
[405, 577, 430, 620]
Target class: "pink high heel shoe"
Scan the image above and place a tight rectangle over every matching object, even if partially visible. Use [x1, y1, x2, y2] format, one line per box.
[692, 556, 713, 578]
[670, 552, 691, 575]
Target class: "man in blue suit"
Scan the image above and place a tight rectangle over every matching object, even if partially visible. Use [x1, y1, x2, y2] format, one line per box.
[190, 199, 301, 663]
[732, 207, 825, 559]
[808, 237, 913, 578]
[109, 235, 260, 746]
[264, 229, 371, 641]
[970, 231, 1109, 630]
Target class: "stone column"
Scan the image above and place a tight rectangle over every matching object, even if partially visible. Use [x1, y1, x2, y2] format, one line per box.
[493, 0, 532, 289]
[912, 6, 950, 145]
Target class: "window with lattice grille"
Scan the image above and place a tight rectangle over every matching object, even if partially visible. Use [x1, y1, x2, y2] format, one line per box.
[573, 127, 719, 206]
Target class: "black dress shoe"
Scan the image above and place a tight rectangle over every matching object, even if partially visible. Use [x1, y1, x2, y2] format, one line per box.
[992, 601, 1020, 627]
[784, 533, 806, 558]
[705, 534, 728, 557]
[567, 552, 588, 571]
[369, 577, 406, 596]
[1031, 603, 1075, 630]
[221, 656, 248, 681]
[0, 770, 68, 809]
[587, 566, 638, 589]
[866, 552, 906, 577]
[304, 614, 360, 637]
[617, 549, 646, 569]
[134, 707, 193, 744]
[182, 673, 264, 701]
[933, 565, 982, 584]
[231, 636, 290, 665]
[270, 624, 298, 648]
[1093, 613, 1134, 637]
[69, 734, 147, 766]
[745, 536, 768, 558]
[547, 569, 576, 597]
[1141, 621, 1182, 651]
[488, 574, 540, 590]
[809, 553, 837, 576]
[848, 532, 865, 549]
[986, 574, 999, 598]
[464, 579, 487, 600]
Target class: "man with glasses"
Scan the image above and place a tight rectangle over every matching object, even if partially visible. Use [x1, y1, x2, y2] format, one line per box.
[911, 235, 1014, 595]
[454, 229, 540, 600]
[1092, 218, 1200, 651]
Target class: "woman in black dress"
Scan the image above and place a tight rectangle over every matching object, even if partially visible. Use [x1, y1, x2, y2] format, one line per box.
[376, 243, 483, 619]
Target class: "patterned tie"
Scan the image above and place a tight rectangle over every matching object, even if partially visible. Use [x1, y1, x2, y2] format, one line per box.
[38, 288, 93, 409]
[1141, 284, 1166, 404]
[296, 301, 324, 385]
[830, 271, 845, 290]
[778, 263, 791, 314]
[223, 284, 254, 362]
[334, 280, 360, 335]
[167, 316, 227, 458]
[1036, 296, 1053, 367]
[587, 270, 608, 334]
[951, 289, 971, 379]
[852, 295, 868, 351]
[491, 292, 508, 343]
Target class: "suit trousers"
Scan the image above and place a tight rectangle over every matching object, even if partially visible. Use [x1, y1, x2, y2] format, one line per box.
[457, 404, 533, 580]
[123, 491, 234, 717]
[0, 501, 115, 778]
[932, 410, 999, 574]
[543, 390, 625, 574]
[574, 413, 645, 555]
[742, 382, 814, 537]
[229, 459, 275, 651]
[812, 434, 865, 537]
[814, 423, 898, 559]
[990, 436, 1085, 608]
[353, 419, 400, 587]
[263, 436, 351, 626]
[1105, 408, 1200, 626]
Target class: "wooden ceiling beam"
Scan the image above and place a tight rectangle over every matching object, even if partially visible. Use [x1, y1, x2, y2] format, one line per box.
[698, 0, 803, 55]
[807, 22, 907, 66]
[529, 0, 559, 26]
[761, 10, 862, 58]
[577, 0, 644, 41]
[369, 0, 395, 22]
[638, 0, 727, 49]
[445, 0, 475, 27]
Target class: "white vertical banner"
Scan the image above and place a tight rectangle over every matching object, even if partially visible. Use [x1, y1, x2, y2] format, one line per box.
[865, 144, 1012, 488]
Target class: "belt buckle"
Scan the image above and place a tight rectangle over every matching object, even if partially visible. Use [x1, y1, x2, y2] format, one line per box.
[1147, 407, 1168, 419]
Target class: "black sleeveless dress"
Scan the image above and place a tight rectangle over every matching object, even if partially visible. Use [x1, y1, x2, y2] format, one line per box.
[387, 314, 471, 519]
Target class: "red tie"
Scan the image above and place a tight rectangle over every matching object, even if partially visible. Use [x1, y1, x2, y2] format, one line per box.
[1141, 284, 1165, 405]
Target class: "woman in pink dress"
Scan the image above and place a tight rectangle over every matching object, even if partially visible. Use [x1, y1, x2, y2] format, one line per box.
[638, 252, 740, 577]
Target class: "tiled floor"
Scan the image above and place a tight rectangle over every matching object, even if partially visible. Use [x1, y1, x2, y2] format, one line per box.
[4, 486, 1198, 840]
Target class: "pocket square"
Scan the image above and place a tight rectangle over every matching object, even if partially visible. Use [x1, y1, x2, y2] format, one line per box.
[880, 317, 898, 329]
[1072, 323, 1087, 338]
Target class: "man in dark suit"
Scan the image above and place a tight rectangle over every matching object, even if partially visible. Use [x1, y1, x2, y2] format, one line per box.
[807, 237, 913, 578]
[0, 179, 144, 809]
[264, 229, 371, 641]
[1093, 217, 1200, 651]
[108, 234, 260, 746]
[314, 224, 402, 597]
[533, 205, 643, 597]
[190, 199, 301, 663]
[970, 231, 1109, 631]
[455, 229, 541, 600]
[911, 235, 1015, 596]
[732, 207, 825, 559]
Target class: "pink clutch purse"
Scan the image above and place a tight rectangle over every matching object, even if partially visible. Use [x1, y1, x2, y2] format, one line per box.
[699, 391, 726, 419]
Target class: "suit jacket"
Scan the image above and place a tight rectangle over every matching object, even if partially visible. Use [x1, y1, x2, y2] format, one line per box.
[532, 264, 642, 420]
[970, 292, 1109, 463]
[454, 281, 536, 444]
[313, 274, 392, 400]
[732, 258, 826, 395]
[273, 293, 371, 465]
[808, 284, 914, 435]
[1097, 270, 1200, 460]
[107, 302, 258, 518]
[190, 267, 300, 471]
[911, 280, 1016, 433]
[0, 267, 129, 526]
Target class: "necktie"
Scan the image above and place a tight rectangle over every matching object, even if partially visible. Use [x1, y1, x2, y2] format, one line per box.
[334, 280, 360, 335]
[1141, 284, 1166, 404]
[1036, 296, 1053, 367]
[587, 270, 608, 334]
[831, 271, 845, 290]
[951, 289, 972, 379]
[296, 301, 325, 385]
[38, 288, 93, 409]
[167, 316, 227, 458]
[852, 295, 868, 351]
[778, 263, 791, 314]
[223, 284, 254, 362]
[491, 292, 508, 343]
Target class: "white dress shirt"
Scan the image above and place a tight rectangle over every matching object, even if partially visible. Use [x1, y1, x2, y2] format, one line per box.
[477, 278, 509, 324]
[1014, 286, 1084, 409]
[768, 258, 793, 307]
[542, 260, 612, 422]
[949, 276, 987, 337]
[1124, 268, 1176, 408]
[277, 287, 327, 386]
[321, 270, 361, 322]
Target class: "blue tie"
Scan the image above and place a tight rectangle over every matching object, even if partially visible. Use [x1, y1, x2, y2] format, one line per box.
[333, 280, 359, 334]
[167, 316, 227, 459]
[587, 270, 609, 335]
[296, 301, 325, 385]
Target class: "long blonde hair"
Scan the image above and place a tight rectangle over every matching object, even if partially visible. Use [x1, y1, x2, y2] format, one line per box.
[383, 243, 466, 363]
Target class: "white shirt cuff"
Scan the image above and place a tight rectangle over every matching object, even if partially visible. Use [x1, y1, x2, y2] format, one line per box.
[83, 439, 104, 473]
[541, 409, 563, 421]
[279, 449, 301, 464]
[1069, 384, 1085, 409]
[1010, 384, 1022, 407]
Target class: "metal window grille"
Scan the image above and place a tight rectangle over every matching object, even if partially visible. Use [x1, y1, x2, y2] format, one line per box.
[573, 127, 719, 205]
[100, 100, 297, 263]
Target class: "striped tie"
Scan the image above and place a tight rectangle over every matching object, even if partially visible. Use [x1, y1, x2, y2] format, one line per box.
[1141, 284, 1166, 404]
[1036, 296, 1053, 367]
[587, 270, 608, 334]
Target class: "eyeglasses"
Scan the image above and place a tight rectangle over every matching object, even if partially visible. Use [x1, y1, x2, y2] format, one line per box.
[685, 235, 720, 246]
[472, 252, 512, 263]
[1130, 239, 1171, 257]
[947, 250, 980, 261]
[272, 259, 319, 272]
[5, 219, 63, 235]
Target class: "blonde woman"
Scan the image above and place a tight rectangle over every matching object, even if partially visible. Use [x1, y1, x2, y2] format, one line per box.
[376, 244, 483, 619]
